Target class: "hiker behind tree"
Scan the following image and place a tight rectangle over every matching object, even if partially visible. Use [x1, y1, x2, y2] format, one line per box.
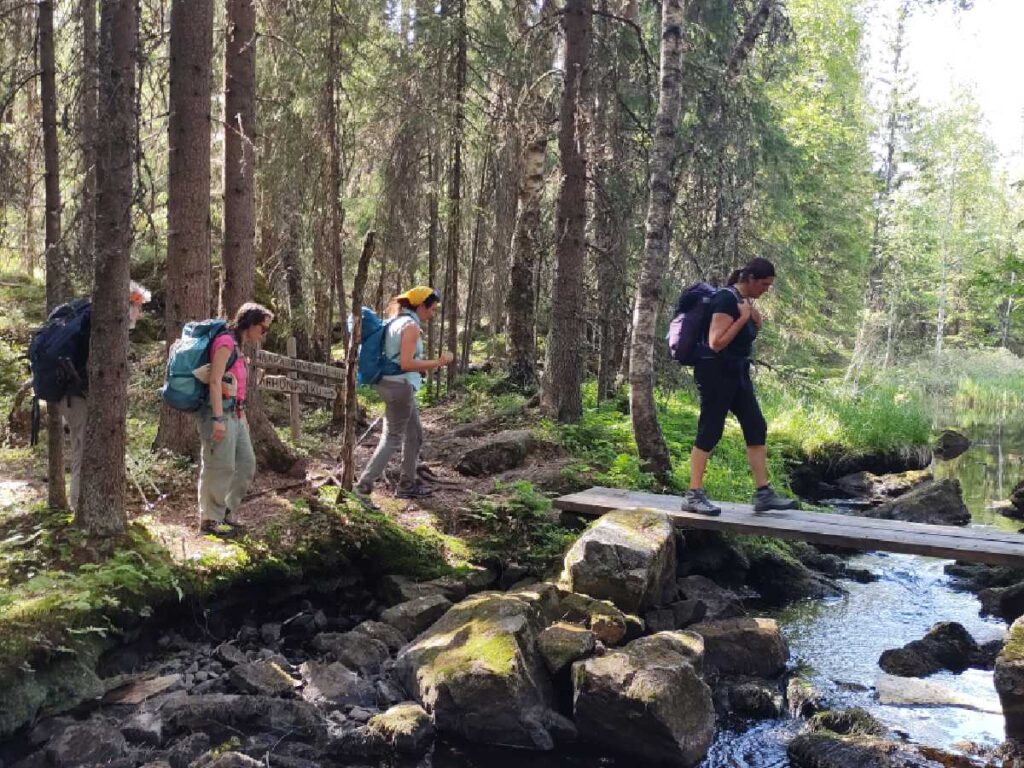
[356, 287, 453, 500]
[197, 302, 274, 535]
[62, 281, 151, 510]
[682, 258, 798, 517]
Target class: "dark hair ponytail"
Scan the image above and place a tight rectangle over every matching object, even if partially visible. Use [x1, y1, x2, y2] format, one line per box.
[727, 257, 776, 286]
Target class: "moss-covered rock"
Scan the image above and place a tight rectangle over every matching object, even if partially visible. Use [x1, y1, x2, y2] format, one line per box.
[860, 478, 969, 526]
[562, 509, 676, 614]
[788, 732, 935, 768]
[395, 590, 565, 750]
[997, 616, 1024, 741]
[367, 702, 435, 755]
[809, 707, 888, 737]
[572, 631, 714, 767]
[538, 622, 596, 674]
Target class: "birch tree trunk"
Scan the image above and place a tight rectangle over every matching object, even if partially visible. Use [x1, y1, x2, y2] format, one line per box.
[155, 0, 214, 457]
[77, 0, 137, 536]
[540, 0, 592, 422]
[628, 0, 687, 477]
[443, 0, 467, 390]
[39, 0, 67, 509]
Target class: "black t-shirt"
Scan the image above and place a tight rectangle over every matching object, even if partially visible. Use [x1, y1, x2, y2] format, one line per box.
[708, 287, 757, 359]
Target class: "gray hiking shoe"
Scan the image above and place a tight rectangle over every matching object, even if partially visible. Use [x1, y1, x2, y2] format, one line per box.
[682, 489, 721, 517]
[753, 485, 799, 513]
[397, 481, 433, 499]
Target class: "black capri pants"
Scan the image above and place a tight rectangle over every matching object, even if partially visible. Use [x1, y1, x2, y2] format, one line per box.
[693, 356, 768, 452]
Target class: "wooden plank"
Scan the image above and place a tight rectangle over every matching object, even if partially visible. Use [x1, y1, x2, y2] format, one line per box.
[255, 349, 346, 382]
[260, 375, 337, 400]
[554, 487, 1024, 568]
[557, 487, 1024, 545]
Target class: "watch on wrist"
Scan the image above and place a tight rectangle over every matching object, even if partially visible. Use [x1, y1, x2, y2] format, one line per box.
[212, 416, 225, 423]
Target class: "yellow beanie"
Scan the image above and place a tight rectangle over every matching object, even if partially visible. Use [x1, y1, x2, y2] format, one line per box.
[395, 286, 439, 307]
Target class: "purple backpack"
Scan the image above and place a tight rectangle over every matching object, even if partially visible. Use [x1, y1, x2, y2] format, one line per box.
[667, 282, 720, 365]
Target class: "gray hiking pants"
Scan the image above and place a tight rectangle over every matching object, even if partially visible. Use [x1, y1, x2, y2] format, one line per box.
[63, 395, 87, 510]
[197, 409, 256, 523]
[358, 379, 422, 489]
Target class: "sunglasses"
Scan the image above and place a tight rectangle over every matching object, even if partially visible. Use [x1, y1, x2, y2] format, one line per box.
[257, 323, 271, 335]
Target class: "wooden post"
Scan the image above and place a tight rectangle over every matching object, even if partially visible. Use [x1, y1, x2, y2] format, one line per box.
[287, 336, 301, 440]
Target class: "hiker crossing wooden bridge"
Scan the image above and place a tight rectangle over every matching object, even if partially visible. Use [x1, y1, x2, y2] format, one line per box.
[554, 487, 1024, 568]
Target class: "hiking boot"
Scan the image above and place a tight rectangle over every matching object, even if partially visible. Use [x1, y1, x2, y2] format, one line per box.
[682, 489, 721, 517]
[753, 485, 799, 513]
[199, 519, 243, 537]
[396, 481, 433, 499]
[355, 481, 373, 497]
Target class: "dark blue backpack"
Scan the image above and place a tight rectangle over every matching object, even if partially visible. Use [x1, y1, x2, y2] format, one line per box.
[355, 307, 403, 385]
[29, 298, 92, 402]
[666, 283, 720, 366]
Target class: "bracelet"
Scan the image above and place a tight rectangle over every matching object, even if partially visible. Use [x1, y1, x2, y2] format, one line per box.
[212, 416, 225, 423]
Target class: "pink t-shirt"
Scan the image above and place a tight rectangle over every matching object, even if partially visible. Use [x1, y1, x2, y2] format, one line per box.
[210, 333, 247, 402]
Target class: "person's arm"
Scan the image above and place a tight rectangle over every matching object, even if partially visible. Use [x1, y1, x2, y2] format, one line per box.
[708, 301, 752, 353]
[208, 345, 232, 441]
[398, 324, 453, 372]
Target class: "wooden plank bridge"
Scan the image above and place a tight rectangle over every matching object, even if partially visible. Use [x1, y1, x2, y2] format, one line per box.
[554, 486, 1024, 568]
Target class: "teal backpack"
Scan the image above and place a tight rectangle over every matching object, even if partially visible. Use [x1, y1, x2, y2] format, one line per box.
[160, 320, 238, 412]
[354, 307, 403, 385]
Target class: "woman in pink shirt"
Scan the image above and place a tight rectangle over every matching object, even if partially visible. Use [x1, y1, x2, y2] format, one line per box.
[198, 302, 274, 535]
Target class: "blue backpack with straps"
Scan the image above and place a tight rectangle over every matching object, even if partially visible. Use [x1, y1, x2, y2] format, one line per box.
[355, 307, 403, 385]
[160, 319, 238, 412]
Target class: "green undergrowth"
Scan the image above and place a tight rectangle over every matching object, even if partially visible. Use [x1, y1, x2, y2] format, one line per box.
[537, 372, 931, 504]
[0, 491, 455, 672]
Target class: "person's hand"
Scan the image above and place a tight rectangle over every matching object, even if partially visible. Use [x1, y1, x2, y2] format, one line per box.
[438, 351, 455, 367]
[737, 299, 753, 323]
[750, 305, 763, 328]
[212, 420, 227, 442]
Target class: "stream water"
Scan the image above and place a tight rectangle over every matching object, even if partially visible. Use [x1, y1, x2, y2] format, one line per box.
[703, 413, 1024, 767]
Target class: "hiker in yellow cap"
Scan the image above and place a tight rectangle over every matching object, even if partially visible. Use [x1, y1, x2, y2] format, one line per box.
[356, 286, 453, 499]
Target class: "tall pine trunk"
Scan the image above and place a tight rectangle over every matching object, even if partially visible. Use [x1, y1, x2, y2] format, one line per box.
[78, 0, 98, 285]
[541, 0, 592, 423]
[443, 0, 467, 389]
[155, 0, 214, 457]
[39, 0, 67, 509]
[223, 0, 298, 473]
[629, 0, 687, 478]
[222, 0, 256, 315]
[76, 0, 137, 536]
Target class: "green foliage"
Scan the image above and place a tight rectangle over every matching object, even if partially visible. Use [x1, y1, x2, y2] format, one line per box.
[465, 481, 575, 572]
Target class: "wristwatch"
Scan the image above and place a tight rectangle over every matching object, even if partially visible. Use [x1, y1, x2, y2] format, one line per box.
[212, 416, 225, 423]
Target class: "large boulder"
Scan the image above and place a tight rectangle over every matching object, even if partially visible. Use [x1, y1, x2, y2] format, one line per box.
[537, 622, 596, 675]
[877, 622, 980, 677]
[310, 631, 390, 675]
[934, 430, 971, 461]
[557, 591, 629, 646]
[455, 430, 536, 476]
[982, 581, 1024, 623]
[367, 702, 435, 755]
[45, 721, 126, 768]
[227, 660, 298, 696]
[787, 733, 935, 768]
[572, 631, 715, 767]
[689, 618, 789, 677]
[858, 478, 970, 526]
[997, 617, 1024, 741]
[675, 575, 747, 621]
[161, 694, 325, 742]
[380, 595, 452, 638]
[396, 590, 565, 750]
[563, 509, 676, 613]
[299, 661, 375, 707]
[834, 470, 932, 500]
